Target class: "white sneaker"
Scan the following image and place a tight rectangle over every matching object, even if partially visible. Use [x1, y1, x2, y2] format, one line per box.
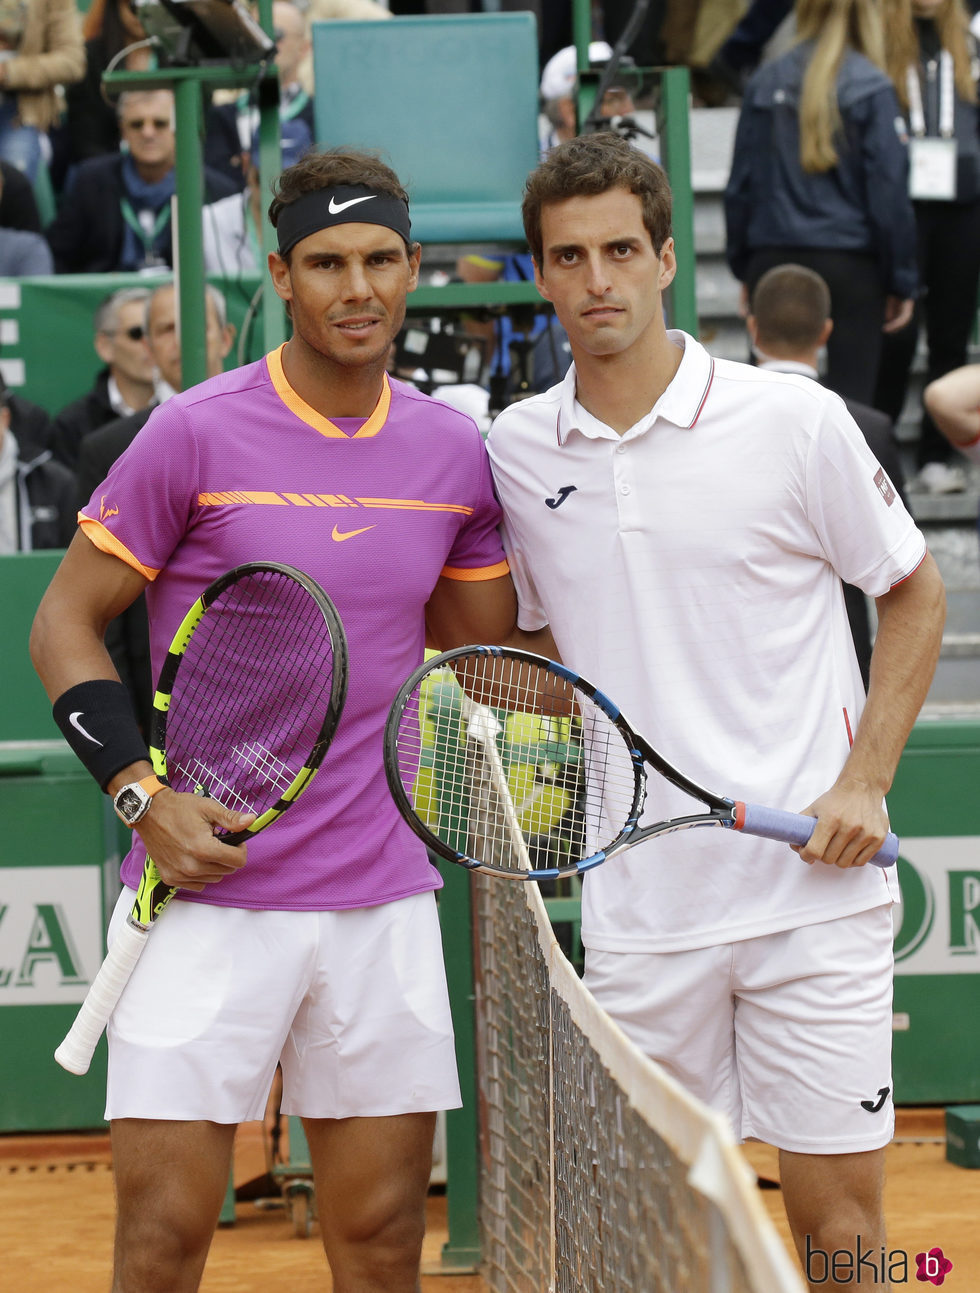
[916, 461, 968, 494]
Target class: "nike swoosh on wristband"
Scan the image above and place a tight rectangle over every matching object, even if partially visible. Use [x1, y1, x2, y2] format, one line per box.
[327, 195, 378, 214]
[69, 712, 104, 747]
[331, 524, 375, 542]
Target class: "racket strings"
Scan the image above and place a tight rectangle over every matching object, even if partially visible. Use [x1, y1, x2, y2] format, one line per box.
[393, 653, 641, 877]
[165, 570, 338, 819]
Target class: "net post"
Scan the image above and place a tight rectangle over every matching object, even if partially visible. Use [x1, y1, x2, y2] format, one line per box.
[436, 860, 482, 1270]
[430, 679, 482, 1270]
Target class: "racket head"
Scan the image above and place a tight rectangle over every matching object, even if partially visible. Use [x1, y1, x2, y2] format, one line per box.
[384, 645, 646, 880]
[149, 561, 348, 844]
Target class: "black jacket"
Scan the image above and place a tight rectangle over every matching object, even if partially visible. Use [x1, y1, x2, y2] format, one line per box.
[50, 368, 124, 470]
[8, 440, 76, 550]
[46, 154, 240, 273]
[0, 160, 42, 232]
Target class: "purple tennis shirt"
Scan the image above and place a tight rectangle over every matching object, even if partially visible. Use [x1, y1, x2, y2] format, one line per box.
[79, 347, 508, 910]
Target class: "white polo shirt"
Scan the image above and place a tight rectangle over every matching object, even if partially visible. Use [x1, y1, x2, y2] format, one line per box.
[487, 331, 921, 953]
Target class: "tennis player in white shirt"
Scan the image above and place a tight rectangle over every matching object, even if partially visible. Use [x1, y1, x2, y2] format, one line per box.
[486, 132, 946, 1289]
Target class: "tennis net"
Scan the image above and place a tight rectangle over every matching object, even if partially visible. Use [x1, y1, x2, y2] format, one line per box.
[472, 874, 806, 1293]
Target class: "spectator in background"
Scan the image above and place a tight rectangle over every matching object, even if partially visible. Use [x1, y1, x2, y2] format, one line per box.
[46, 88, 239, 273]
[0, 221, 51, 273]
[0, 376, 74, 551]
[202, 118, 311, 278]
[874, 0, 980, 495]
[0, 371, 50, 447]
[75, 280, 236, 733]
[49, 286, 155, 470]
[538, 41, 642, 153]
[0, 158, 42, 229]
[0, 0, 84, 183]
[64, 0, 151, 170]
[0, 160, 51, 271]
[923, 364, 980, 474]
[724, 0, 918, 405]
[746, 263, 909, 686]
[205, 0, 314, 188]
[924, 364, 980, 573]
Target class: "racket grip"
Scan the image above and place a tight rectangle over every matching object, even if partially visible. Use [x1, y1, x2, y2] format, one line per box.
[734, 802, 899, 868]
[54, 918, 151, 1076]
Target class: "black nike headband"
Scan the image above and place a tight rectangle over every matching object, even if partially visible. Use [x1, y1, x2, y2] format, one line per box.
[275, 185, 413, 256]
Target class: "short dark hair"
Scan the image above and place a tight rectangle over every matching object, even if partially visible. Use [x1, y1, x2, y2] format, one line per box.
[522, 132, 673, 265]
[268, 147, 418, 258]
[750, 264, 831, 352]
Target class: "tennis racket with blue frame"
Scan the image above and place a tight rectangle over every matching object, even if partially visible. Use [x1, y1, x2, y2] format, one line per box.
[384, 645, 899, 881]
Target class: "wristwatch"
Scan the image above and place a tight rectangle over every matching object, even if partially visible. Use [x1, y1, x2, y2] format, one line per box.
[113, 775, 166, 827]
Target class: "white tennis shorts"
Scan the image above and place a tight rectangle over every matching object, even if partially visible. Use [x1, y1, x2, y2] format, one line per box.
[584, 905, 895, 1154]
[104, 888, 461, 1123]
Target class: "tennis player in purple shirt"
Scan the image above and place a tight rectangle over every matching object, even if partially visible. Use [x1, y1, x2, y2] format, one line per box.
[31, 148, 525, 1292]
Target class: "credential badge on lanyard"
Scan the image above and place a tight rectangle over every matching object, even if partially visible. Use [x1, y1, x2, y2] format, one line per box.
[907, 51, 957, 201]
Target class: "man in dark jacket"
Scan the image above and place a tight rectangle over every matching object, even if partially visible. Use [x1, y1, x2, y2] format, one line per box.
[746, 263, 910, 686]
[46, 88, 239, 273]
[0, 380, 75, 552]
[49, 286, 155, 469]
[204, 0, 314, 187]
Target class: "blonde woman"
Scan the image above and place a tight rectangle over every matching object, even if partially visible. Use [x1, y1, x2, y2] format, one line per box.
[874, 0, 980, 493]
[725, 0, 918, 403]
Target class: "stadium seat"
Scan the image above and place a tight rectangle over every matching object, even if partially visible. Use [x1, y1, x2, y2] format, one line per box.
[311, 13, 540, 246]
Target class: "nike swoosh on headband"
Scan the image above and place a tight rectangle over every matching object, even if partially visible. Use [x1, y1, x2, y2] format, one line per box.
[69, 712, 104, 747]
[327, 194, 378, 214]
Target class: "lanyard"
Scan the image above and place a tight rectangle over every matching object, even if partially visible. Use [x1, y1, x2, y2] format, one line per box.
[120, 197, 170, 257]
[235, 86, 310, 144]
[906, 50, 955, 138]
[280, 87, 309, 121]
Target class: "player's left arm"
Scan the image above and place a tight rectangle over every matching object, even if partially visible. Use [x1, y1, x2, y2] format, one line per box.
[425, 572, 559, 658]
[799, 551, 946, 868]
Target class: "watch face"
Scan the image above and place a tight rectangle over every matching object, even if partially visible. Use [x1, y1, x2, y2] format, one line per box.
[116, 787, 144, 821]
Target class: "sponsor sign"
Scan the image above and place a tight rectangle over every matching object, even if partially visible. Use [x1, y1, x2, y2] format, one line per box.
[0, 866, 103, 1005]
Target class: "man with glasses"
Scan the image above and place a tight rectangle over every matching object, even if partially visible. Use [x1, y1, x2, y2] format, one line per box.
[205, 0, 314, 187]
[46, 89, 238, 273]
[49, 286, 155, 470]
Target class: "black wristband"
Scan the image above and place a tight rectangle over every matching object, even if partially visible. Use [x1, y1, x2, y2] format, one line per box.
[52, 680, 152, 792]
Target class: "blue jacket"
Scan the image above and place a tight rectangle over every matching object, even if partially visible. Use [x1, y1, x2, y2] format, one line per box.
[725, 43, 919, 298]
